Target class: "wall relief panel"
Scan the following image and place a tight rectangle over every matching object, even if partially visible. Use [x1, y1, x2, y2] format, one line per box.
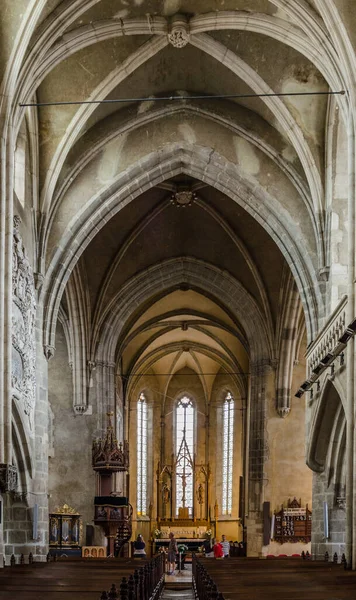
[12, 216, 36, 426]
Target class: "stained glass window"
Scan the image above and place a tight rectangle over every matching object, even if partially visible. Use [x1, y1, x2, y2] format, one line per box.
[222, 392, 234, 515]
[137, 392, 147, 516]
[176, 396, 194, 517]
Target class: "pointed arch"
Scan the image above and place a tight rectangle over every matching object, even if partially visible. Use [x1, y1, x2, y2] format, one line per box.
[41, 145, 322, 356]
[306, 378, 346, 473]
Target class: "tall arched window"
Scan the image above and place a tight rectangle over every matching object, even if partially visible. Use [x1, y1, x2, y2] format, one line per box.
[222, 391, 234, 515]
[176, 396, 194, 517]
[137, 392, 147, 516]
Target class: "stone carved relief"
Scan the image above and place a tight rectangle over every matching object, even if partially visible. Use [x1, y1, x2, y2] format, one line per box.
[168, 16, 190, 48]
[336, 496, 346, 510]
[0, 463, 18, 492]
[12, 216, 36, 424]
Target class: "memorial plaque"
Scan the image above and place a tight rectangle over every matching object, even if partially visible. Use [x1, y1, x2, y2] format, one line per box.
[273, 498, 311, 544]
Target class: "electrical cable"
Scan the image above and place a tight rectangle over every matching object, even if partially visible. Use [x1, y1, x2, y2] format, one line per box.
[19, 90, 345, 108]
[121, 372, 249, 378]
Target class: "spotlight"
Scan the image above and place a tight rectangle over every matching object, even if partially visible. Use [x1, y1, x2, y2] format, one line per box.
[300, 381, 311, 391]
[339, 331, 352, 344]
[347, 319, 356, 333]
[295, 389, 304, 398]
[312, 363, 324, 375]
[320, 353, 334, 366]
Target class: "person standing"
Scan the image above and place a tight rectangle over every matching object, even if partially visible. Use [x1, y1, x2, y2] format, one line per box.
[221, 535, 230, 558]
[212, 538, 224, 559]
[167, 532, 178, 574]
[133, 534, 146, 558]
[202, 537, 214, 557]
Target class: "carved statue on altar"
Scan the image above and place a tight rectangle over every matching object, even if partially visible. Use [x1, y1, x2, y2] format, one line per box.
[197, 483, 204, 505]
[162, 483, 170, 504]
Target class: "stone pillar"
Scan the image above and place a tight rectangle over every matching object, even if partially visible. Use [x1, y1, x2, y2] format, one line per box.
[311, 471, 346, 560]
[346, 111, 355, 568]
[246, 360, 273, 556]
[33, 344, 50, 560]
[0, 159, 14, 569]
[0, 492, 3, 567]
[95, 360, 116, 434]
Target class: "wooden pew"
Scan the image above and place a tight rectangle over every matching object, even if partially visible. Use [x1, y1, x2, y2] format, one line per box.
[0, 553, 164, 599]
[192, 555, 356, 600]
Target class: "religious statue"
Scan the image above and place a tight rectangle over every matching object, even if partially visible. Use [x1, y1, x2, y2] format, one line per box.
[197, 483, 204, 505]
[111, 507, 120, 520]
[162, 483, 170, 504]
[97, 506, 107, 519]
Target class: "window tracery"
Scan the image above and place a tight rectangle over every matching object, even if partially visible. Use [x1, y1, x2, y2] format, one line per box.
[175, 396, 194, 517]
[137, 392, 147, 516]
[222, 391, 234, 515]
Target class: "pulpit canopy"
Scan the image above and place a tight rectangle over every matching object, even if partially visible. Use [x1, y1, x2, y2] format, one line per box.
[92, 414, 129, 472]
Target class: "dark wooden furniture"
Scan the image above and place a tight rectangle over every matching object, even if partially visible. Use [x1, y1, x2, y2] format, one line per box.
[49, 503, 81, 552]
[92, 414, 131, 556]
[0, 553, 164, 600]
[273, 497, 312, 544]
[193, 555, 356, 600]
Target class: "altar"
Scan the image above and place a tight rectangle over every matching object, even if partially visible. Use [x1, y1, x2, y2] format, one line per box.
[159, 525, 208, 539]
[153, 538, 206, 554]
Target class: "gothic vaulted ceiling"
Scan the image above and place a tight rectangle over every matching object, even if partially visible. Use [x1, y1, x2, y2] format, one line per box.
[5, 0, 352, 390]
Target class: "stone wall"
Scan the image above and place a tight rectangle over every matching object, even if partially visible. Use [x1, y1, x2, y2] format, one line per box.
[48, 323, 103, 547]
[2, 498, 33, 562]
[262, 340, 313, 557]
[312, 471, 346, 561]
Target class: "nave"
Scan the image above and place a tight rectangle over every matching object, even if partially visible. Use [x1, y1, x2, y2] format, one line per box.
[3, 0, 356, 574]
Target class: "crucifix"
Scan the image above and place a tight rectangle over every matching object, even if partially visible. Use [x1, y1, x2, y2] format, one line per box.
[176, 425, 194, 514]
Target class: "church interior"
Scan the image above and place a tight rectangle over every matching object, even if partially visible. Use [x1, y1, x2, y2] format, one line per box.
[1, 0, 356, 596]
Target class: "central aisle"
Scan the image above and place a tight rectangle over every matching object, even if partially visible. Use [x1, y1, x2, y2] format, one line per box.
[162, 564, 194, 599]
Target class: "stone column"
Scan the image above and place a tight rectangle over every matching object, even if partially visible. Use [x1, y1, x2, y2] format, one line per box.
[246, 360, 273, 556]
[346, 111, 355, 568]
[31, 340, 50, 560]
[94, 360, 116, 434]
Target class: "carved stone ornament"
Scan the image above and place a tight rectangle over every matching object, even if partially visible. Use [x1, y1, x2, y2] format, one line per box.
[34, 272, 44, 291]
[170, 190, 196, 207]
[168, 15, 190, 48]
[336, 496, 346, 510]
[44, 345, 55, 361]
[0, 464, 18, 493]
[277, 406, 291, 419]
[12, 216, 36, 423]
[74, 405, 87, 415]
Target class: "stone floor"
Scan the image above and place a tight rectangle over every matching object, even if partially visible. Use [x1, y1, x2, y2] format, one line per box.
[163, 564, 194, 599]
[165, 563, 192, 584]
[162, 591, 194, 599]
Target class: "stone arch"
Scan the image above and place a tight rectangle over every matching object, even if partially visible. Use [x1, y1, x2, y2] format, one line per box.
[124, 340, 245, 407]
[93, 258, 270, 367]
[50, 102, 312, 227]
[41, 145, 322, 355]
[306, 378, 346, 473]
[36, 28, 325, 229]
[15, 10, 347, 129]
[12, 399, 34, 485]
[191, 33, 324, 218]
